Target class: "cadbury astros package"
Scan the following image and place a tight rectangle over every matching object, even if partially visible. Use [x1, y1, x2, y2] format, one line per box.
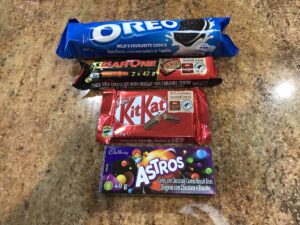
[97, 88, 211, 144]
[56, 17, 238, 59]
[73, 57, 221, 90]
[100, 145, 215, 195]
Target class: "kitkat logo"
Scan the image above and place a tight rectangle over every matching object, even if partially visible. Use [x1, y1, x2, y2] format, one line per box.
[115, 95, 167, 125]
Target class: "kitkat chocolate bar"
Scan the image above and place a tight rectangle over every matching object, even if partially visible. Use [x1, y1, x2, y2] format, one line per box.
[96, 88, 211, 144]
[100, 145, 215, 195]
[73, 57, 221, 90]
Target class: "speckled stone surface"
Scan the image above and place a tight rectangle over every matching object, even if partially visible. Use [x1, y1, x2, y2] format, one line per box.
[0, 0, 299, 225]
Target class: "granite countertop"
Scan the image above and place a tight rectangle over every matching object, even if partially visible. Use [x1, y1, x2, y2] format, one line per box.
[0, 0, 299, 225]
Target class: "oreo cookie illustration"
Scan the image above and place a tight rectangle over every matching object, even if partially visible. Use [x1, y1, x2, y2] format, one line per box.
[174, 19, 211, 47]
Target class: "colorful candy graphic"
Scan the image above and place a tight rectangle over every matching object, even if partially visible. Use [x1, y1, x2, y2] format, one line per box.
[186, 157, 194, 164]
[117, 174, 127, 184]
[191, 173, 200, 179]
[204, 167, 213, 175]
[103, 181, 113, 191]
[121, 160, 128, 167]
[194, 148, 208, 160]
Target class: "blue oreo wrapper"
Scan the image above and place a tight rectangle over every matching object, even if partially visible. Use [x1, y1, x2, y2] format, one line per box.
[57, 17, 238, 59]
[100, 145, 215, 195]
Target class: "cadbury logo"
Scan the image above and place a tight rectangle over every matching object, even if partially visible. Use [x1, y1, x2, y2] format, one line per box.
[108, 148, 129, 156]
[91, 20, 179, 44]
[115, 95, 167, 125]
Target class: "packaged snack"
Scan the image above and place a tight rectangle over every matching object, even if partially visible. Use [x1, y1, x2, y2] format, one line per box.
[57, 18, 238, 59]
[73, 57, 221, 90]
[100, 145, 215, 195]
[97, 88, 211, 144]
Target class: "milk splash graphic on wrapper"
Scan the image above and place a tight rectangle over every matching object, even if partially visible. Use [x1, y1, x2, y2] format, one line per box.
[166, 20, 216, 56]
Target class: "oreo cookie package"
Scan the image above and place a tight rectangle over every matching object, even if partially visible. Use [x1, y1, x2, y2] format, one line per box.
[57, 17, 238, 59]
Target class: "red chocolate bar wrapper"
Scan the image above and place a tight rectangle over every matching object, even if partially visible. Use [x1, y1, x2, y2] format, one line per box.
[73, 57, 221, 90]
[97, 88, 211, 144]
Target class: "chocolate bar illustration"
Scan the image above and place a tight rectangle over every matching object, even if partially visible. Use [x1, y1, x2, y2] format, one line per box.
[160, 59, 181, 76]
[144, 115, 161, 130]
[163, 114, 181, 123]
[102, 129, 111, 134]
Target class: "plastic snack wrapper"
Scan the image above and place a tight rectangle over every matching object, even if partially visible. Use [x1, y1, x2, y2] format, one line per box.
[57, 17, 238, 59]
[96, 88, 211, 145]
[73, 57, 221, 90]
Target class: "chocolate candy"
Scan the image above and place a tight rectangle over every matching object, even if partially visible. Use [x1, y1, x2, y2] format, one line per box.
[144, 115, 161, 130]
[186, 157, 194, 164]
[160, 59, 182, 76]
[191, 172, 200, 180]
[197, 162, 203, 168]
[194, 148, 209, 160]
[143, 113, 181, 130]
[100, 145, 215, 195]
[96, 88, 211, 144]
[73, 57, 221, 90]
[121, 160, 128, 167]
[204, 167, 213, 175]
[116, 174, 127, 184]
[56, 18, 238, 59]
[163, 113, 181, 123]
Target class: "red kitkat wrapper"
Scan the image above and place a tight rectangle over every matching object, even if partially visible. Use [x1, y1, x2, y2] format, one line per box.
[97, 88, 211, 144]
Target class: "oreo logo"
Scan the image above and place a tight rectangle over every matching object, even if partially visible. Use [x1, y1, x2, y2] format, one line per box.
[91, 20, 179, 44]
[174, 19, 211, 47]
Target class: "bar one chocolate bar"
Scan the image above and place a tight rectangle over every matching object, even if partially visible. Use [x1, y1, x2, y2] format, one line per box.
[73, 57, 221, 90]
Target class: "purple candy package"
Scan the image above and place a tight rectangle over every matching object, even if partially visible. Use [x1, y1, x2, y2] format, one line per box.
[100, 145, 215, 195]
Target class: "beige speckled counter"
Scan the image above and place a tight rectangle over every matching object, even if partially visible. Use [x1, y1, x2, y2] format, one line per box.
[0, 0, 299, 225]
